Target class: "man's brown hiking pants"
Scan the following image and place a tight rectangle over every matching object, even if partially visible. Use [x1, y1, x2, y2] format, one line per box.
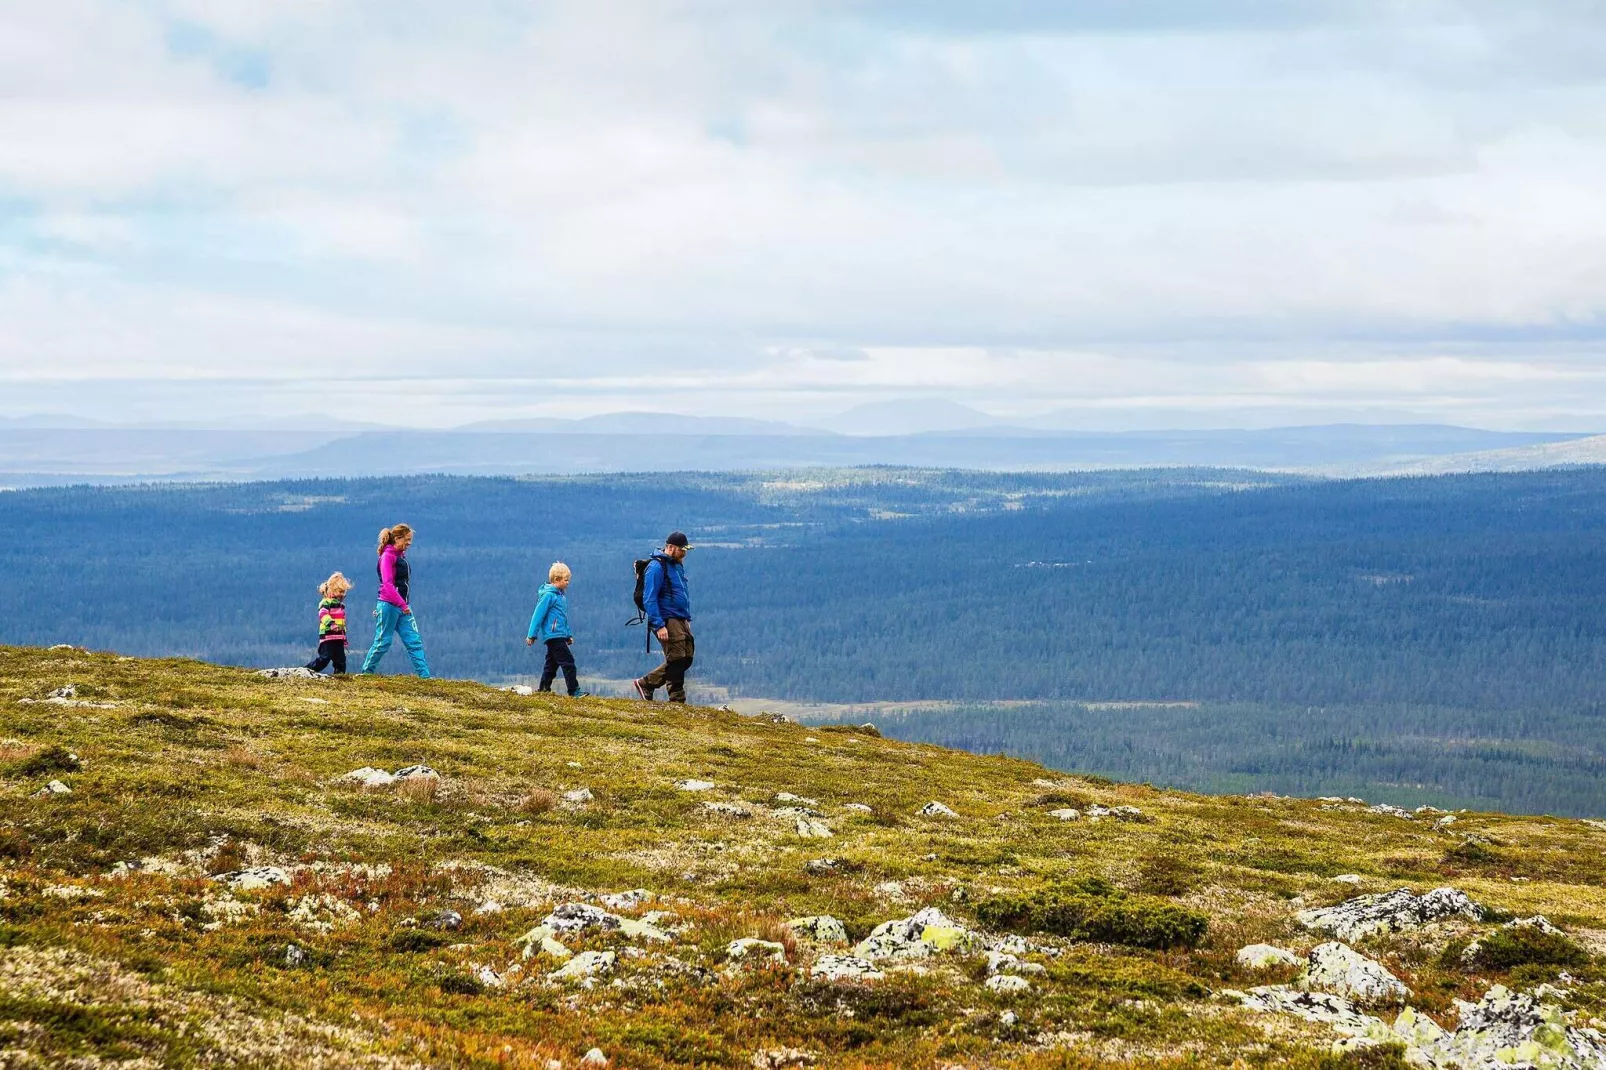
[641, 618, 694, 702]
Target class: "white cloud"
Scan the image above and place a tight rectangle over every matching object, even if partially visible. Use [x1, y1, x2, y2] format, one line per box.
[2, 1, 1606, 428]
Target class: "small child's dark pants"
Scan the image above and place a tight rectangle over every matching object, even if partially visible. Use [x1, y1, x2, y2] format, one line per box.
[306, 640, 347, 675]
[539, 638, 579, 695]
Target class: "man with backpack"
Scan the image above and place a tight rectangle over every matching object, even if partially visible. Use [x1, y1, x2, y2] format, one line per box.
[633, 531, 694, 703]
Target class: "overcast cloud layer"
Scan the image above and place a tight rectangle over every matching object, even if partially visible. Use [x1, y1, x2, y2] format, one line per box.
[4, 0, 1606, 429]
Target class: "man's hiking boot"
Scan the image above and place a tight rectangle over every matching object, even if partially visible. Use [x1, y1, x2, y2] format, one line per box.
[632, 678, 653, 702]
[570, 691, 590, 699]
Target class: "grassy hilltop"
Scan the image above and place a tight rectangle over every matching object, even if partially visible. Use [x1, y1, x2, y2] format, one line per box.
[2, 646, 1606, 1069]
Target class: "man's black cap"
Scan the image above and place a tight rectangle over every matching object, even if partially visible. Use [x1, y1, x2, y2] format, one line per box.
[665, 531, 692, 549]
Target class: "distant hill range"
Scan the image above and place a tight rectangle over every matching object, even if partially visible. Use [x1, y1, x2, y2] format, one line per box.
[0, 412, 1597, 484]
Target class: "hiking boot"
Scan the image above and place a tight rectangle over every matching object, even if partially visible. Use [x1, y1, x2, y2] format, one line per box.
[569, 691, 590, 699]
[632, 678, 653, 701]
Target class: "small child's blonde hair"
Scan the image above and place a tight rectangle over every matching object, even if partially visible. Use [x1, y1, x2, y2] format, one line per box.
[319, 572, 352, 598]
[549, 561, 571, 584]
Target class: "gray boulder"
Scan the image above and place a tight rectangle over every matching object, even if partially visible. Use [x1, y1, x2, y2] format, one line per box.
[854, 907, 978, 961]
[551, 950, 615, 980]
[1236, 944, 1302, 969]
[787, 916, 848, 945]
[919, 801, 958, 818]
[1297, 886, 1484, 941]
[809, 954, 884, 982]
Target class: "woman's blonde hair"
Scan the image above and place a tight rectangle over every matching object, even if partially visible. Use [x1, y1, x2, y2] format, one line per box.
[549, 561, 571, 583]
[319, 572, 352, 598]
[377, 523, 414, 553]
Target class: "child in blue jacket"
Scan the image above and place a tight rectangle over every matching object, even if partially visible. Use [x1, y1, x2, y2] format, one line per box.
[526, 562, 587, 697]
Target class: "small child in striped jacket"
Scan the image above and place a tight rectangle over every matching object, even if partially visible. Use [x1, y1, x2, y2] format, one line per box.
[305, 572, 352, 675]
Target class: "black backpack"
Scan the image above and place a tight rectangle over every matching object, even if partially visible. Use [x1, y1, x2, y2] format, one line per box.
[627, 555, 666, 650]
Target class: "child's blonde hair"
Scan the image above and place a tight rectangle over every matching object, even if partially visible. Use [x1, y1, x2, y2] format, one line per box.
[319, 572, 352, 598]
[549, 561, 571, 584]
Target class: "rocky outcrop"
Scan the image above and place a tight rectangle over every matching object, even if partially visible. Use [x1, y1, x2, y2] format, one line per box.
[255, 667, 324, 680]
[726, 938, 787, 964]
[809, 955, 884, 982]
[853, 907, 979, 962]
[788, 916, 848, 944]
[335, 767, 395, 788]
[541, 902, 670, 943]
[1297, 886, 1484, 940]
[1298, 942, 1409, 1005]
[219, 866, 292, 891]
[551, 950, 615, 981]
[919, 802, 958, 818]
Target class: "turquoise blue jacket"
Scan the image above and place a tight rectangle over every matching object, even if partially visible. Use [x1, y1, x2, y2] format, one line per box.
[527, 584, 573, 643]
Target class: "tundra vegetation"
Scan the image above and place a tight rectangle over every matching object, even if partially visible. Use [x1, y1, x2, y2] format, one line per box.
[3, 646, 1606, 1068]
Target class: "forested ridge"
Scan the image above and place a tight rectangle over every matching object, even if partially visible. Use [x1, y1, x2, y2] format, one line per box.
[3, 466, 1605, 814]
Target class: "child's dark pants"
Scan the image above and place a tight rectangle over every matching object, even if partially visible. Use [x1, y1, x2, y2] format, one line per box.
[305, 640, 347, 675]
[540, 638, 579, 695]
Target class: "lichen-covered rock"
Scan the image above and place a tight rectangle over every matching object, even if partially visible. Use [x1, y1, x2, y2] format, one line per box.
[335, 767, 395, 788]
[430, 909, 463, 931]
[726, 938, 787, 964]
[221, 866, 292, 891]
[702, 801, 752, 818]
[1233, 986, 1380, 1033]
[795, 817, 834, 838]
[31, 779, 72, 798]
[1297, 886, 1484, 941]
[580, 1050, 608, 1068]
[516, 924, 573, 961]
[550, 949, 615, 980]
[256, 667, 325, 679]
[842, 803, 873, 813]
[541, 902, 670, 943]
[809, 954, 884, 982]
[502, 685, 535, 696]
[676, 779, 716, 791]
[1413, 985, 1606, 1069]
[392, 764, 438, 782]
[788, 916, 848, 945]
[1299, 942, 1409, 1005]
[854, 907, 980, 961]
[562, 787, 594, 804]
[919, 801, 958, 818]
[804, 858, 843, 876]
[1047, 808, 1081, 821]
[985, 974, 1030, 994]
[1086, 804, 1145, 822]
[1236, 944, 1301, 969]
[599, 889, 654, 911]
[750, 1048, 816, 1069]
[776, 792, 819, 807]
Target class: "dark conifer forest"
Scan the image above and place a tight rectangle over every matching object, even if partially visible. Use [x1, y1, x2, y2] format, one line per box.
[4, 467, 1605, 814]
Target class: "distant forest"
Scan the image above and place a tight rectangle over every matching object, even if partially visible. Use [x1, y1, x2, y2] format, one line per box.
[3, 466, 1606, 815]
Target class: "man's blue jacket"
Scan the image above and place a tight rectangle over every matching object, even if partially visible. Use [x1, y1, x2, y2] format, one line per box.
[643, 554, 691, 629]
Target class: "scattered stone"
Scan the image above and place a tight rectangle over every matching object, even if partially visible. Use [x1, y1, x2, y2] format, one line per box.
[854, 907, 978, 961]
[787, 916, 848, 944]
[18, 686, 117, 709]
[1331, 874, 1363, 885]
[776, 792, 819, 806]
[676, 779, 716, 791]
[750, 1049, 815, 1069]
[599, 889, 655, 911]
[795, 817, 834, 838]
[1415, 805, 1446, 815]
[726, 938, 787, 964]
[1237, 944, 1302, 969]
[1032, 778, 1059, 788]
[1299, 942, 1409, 1005]
[431, 909, 464, 931]
[919, 801, 959, 818]
[985, 974, 1031, 994]
[256, 667, 324, 680]
[562, 787, 595, 804]
[222, 866, 292, 891]
[31, 779, 72, 798]
[288, 894, 361, 932]
[551, 950, 616, 981]
[474, 900, 503, 915]
[48, 644, 84, 651]
[1367, 803, 1414, 819]
[703, 802, 753, 818]
[1297, 886, 1485, 941]
[1047, 808, 1081, 821]
[809, 954, 884, 982]
[474, 965, 504, 989]
[842, 803, 873, 813]
[501, 685, 535, 696]
[1435, 815, 1459, 831]
[772, 805, 825, 819]
[580, 1047, 609, 1066]
[1086, 804, 1145, 822]
[984, 950, 1045, 977]
[335, 767, 396, 788]
[873, 881, 909, 900]
[393, 764, 439, 782]
[804, 858, 843, 876]
[285, 943, 307, 967]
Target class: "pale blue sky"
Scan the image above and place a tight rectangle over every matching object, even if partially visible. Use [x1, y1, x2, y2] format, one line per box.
[3, 1, 1606, 429]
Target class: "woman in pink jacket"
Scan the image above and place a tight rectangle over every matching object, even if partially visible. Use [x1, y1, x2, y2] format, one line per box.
[358, 524, 432, 678]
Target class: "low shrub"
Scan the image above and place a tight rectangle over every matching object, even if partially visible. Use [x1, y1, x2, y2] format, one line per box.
[11, 745, 80, 777]
[1134, 853, 1198, 897]
[1462, 926, 1588, 971]
[388, 929, 451, 953]
[519, 788, 558, 814]
[974, 880, 1208, 949]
